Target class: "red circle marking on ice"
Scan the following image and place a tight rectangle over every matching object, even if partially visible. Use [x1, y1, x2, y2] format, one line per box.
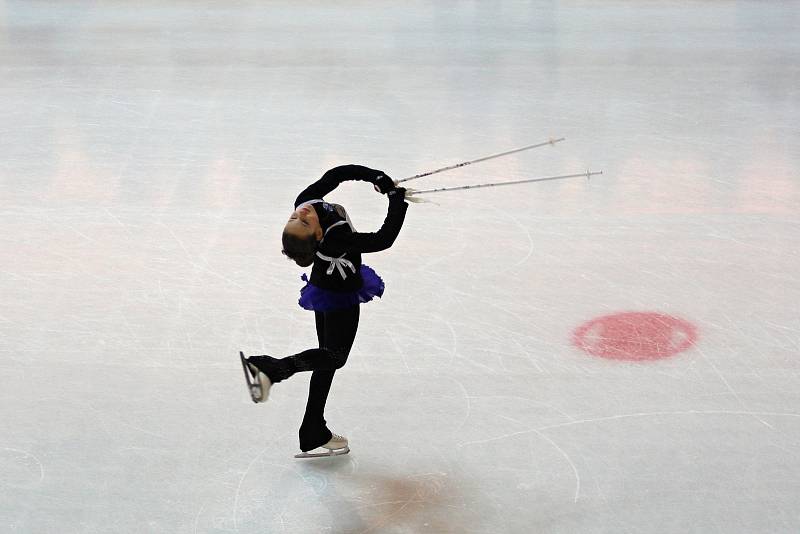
[572, 312, 698, 361]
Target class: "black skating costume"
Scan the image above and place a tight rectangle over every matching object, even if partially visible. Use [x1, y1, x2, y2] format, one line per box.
[249, 165, 408, 452]
[295, 164, 407, 310]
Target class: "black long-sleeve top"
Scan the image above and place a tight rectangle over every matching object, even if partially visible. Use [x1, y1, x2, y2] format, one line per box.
[295, 164, 409, 292]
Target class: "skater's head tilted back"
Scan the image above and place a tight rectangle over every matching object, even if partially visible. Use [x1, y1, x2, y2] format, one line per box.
[282, 204, 323, 267]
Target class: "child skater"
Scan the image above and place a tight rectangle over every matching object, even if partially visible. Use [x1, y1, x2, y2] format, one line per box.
[240, 164, 408, 458]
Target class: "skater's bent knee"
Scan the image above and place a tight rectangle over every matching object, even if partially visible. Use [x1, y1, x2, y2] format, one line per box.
[327, 347, 349, 368]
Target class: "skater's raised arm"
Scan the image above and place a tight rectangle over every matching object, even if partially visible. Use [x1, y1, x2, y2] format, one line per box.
[284, 164, 403, 266]
[324, 188, 408, 254]
[295, 164, 391, 207]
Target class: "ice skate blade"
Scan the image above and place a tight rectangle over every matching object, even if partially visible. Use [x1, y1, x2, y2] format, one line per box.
[294, 446, 350, 459]
[240, 351, 272, 403]
[251, 369, 272, 403]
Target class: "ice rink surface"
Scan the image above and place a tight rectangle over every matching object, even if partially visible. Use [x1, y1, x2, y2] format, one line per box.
[1, 1, 799, 532]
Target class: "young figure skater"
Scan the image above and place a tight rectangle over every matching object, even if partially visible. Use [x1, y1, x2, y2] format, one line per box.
[240, 164, 408, 458]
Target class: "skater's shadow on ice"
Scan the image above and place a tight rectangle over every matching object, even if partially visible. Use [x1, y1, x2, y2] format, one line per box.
[297, 460, 481, 532]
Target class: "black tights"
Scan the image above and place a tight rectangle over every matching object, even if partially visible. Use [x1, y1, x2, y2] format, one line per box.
[250, 305, 360, 451]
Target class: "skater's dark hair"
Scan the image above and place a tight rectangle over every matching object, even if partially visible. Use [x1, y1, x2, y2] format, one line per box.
[282, 231, 317, 267]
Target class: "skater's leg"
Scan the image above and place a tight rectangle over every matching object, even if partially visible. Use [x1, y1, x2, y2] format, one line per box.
[248, 338, 348, 383]
[299, 369, 336, 450]
[299, 305, 360, 451]
[241, 312, 347, 404]
[315, 310, 325, 348]
[297, 310, 337, 450]
[249, 348, 347, 378]
[279, 309, 348, 373]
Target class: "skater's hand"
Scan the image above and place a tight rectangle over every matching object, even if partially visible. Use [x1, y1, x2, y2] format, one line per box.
[373, 174, 397, 194]
[387, 187, 406, 201]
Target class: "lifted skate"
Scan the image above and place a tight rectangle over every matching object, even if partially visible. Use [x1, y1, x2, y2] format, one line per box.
[239, 351, 271, 403]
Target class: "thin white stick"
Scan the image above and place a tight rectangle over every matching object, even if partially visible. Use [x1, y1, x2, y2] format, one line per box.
[406, 171, 603, 196]
[397, 137, 566, 184]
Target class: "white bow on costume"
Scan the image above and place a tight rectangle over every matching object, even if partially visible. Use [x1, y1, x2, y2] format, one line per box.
[316, 251, 356, 279]
[308, 211, 358, 280]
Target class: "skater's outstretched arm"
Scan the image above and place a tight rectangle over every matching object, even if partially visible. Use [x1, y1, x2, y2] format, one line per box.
[323, 188, 409, 254]
[295, 165, 391, 207]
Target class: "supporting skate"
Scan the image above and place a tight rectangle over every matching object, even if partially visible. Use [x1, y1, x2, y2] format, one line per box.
[239, 351, 272, 403]
[294, 433, 350, 459]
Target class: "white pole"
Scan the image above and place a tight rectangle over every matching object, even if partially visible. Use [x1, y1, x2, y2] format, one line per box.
[405, 171, 603, 196]
[397, 138, 566, 184]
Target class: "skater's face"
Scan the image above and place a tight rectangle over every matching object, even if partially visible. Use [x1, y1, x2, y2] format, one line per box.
[285, 204, 323, 241]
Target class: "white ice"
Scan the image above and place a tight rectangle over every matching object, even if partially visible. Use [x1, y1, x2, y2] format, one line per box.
[1, 1, 799, 533]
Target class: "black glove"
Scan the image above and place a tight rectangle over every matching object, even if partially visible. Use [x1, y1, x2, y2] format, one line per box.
[373, 174, 396, 194]
[387, 187, 406, 201]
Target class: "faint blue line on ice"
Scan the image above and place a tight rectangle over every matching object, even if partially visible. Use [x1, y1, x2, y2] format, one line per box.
[530, 428, 581, 503]
[1, 447, 45, 482]
[458, 409, 800, 448]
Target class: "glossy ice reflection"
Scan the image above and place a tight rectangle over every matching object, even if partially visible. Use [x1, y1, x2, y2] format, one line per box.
[1, 2, 799, 533]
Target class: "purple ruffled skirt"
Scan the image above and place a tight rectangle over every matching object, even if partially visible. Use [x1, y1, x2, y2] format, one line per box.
[298, 264, 385, 312]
